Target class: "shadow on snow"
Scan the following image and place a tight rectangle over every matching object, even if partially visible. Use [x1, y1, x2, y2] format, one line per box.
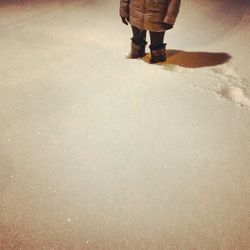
[143, 50, 231, 68]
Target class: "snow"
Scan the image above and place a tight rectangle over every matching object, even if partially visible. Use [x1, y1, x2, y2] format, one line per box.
[0, 0, 250, 249]
[216, 85, 250, 107]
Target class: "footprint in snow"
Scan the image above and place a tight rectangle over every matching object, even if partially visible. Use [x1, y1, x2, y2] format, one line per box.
[215, 85, 250, 107]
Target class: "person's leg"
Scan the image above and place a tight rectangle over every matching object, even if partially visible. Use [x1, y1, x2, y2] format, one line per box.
[149, 31, 165, 48]
[149, 31, 166, 63]
[132, 26, 147, 45]
[130, 26, 147, 58]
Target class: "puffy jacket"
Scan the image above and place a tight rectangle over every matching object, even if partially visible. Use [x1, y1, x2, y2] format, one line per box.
[120, 0, 181, 32]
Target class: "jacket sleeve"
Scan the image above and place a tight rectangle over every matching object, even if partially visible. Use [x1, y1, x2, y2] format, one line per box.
[163, 0, 181, 25]
[120, 0, 130, 18]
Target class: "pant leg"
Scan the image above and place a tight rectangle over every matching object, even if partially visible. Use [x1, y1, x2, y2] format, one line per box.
[149, 31, 165, 48]
[131, 26, 147, 45]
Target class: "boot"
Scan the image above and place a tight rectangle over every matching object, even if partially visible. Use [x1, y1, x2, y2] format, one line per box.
[129, 38, 147, 59]
[149, 43, 167, 63]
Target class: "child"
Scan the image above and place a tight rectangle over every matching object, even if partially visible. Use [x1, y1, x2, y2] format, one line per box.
[120, 0, 181, 63]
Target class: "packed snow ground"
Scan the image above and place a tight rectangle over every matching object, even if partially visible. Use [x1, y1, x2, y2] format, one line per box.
[0, 0, 250, 249]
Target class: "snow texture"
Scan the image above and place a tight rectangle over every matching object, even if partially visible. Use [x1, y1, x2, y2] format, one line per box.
[0, 0, 250, 249]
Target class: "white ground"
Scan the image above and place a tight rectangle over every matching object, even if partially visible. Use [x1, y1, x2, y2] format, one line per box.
[0, 0, 250, 249]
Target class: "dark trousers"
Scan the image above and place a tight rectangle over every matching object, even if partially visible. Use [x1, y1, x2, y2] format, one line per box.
[131, 26, 165, 48]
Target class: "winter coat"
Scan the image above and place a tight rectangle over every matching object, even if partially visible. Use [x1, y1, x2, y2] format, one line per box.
[120, 0, 181, 32]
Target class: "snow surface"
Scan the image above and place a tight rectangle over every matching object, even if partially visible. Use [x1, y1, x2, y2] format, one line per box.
[0, 0, 250, 249]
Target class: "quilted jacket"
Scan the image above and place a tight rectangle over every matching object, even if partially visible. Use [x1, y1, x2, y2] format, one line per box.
[120, 0, 181, 31]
